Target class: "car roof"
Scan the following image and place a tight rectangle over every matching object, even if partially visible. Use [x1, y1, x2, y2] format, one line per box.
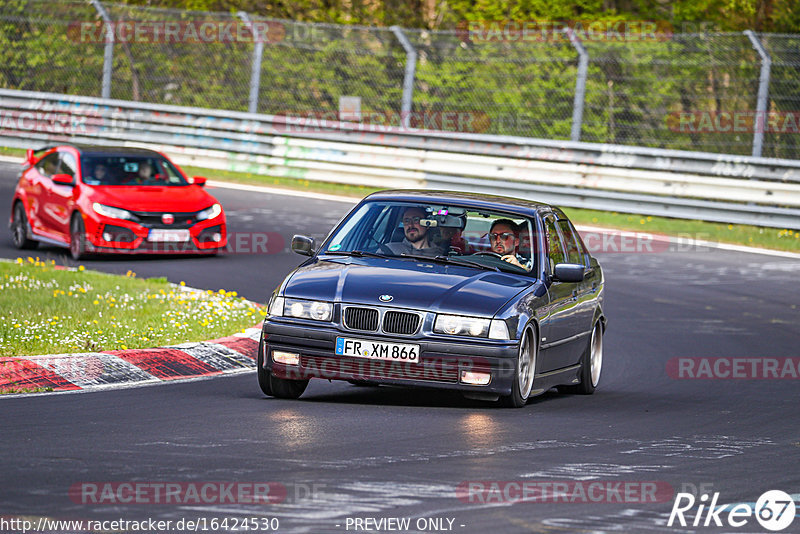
[363, 189, 556, 217]
[38, 144, 162, 157]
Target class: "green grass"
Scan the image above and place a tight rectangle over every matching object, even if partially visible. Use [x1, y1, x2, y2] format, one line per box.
[0, 146, 25, 157]
[0, 258, 264, 357]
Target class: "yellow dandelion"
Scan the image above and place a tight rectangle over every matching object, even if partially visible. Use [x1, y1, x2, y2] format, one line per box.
[78, 265, 85, 271]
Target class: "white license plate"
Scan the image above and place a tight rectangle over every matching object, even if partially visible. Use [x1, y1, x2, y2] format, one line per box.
[335, 337, 419, 363]
[148, 229, 190, 242]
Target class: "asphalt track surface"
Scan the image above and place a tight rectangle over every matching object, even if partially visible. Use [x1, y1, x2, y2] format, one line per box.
[1, 161, 799, 533]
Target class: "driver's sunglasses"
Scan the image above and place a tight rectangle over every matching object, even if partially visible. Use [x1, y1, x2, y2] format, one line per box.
[489, 232, 515, 242]
[402, 217, 422, 225]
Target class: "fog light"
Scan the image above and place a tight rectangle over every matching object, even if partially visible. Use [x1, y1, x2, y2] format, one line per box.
[103, 232, 112, 241]
[212, 233, 222, 242]
[273, 351, 300, 366]
[461, 370, 491, 386]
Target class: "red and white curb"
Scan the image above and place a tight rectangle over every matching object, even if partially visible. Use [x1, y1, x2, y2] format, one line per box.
[0, 326, 261, 395]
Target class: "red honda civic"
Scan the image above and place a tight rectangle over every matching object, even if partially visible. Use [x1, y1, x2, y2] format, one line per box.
[9, 145, 227, 260]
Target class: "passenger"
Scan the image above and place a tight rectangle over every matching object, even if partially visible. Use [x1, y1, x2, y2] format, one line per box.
[489, 218, 532, 271]
[386, 206, 444, 256]
[437, 214, 467, 254]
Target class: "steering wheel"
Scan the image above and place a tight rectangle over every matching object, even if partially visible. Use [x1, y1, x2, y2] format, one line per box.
[375, 243, 394, 255]
[473, 251, 502, 258]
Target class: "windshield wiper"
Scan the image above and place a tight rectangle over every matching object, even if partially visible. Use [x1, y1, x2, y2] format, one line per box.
[398, 253, 501, 272]
[324, 250, 391, 259]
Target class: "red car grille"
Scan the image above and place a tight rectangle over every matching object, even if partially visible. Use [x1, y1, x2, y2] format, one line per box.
[299, 355, 459, 383]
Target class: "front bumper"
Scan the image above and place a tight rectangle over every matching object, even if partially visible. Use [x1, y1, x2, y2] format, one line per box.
[262, 319, 519, 396]
[85, 217, 226, 254]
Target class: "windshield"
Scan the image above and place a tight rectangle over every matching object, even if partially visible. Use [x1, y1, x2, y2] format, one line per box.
[322, 200, 539, 275]
[80, 155, 189, 186]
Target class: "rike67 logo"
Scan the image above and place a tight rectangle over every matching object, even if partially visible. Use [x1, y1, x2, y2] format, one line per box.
[668, 490, 796, 531]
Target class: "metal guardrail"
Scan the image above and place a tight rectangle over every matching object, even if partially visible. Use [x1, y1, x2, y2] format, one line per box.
[1, 88, 800, 229]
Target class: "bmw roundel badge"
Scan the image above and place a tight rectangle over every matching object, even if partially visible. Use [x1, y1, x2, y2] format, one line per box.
[379, 294, 393, 302]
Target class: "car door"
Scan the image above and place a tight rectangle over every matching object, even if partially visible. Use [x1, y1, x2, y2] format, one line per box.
[539, 214, 583, 372]
[27, 152, 60, 237]
[556, 217, 595, 365]
[43, 151, 79, 240]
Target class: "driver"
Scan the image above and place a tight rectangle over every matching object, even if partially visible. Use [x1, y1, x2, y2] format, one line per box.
[386, 206, 445, 256]
[489, 219, 532, 271]
[137, 161, 153, 183]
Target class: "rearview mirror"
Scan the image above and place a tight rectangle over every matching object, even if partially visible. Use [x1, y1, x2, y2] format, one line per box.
[292, 235, 315, 256]
[553, 263, 585, 283]
[192, 176, 207, 187]
[51, 173, 74, 186]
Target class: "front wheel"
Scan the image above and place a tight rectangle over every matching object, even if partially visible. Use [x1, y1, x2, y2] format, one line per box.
[501, 327, 536, 408]
[256, 335, 309, 399]
[11, 202, 37, 250]
[69, 214, 88, 261]
[559, 321, 603, 395]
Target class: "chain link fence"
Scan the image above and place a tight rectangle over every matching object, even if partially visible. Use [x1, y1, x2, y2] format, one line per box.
[1, 0, 799, 159]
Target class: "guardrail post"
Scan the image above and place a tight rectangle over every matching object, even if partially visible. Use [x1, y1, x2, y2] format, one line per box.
[89, 0, 114, 99]
[390, 26, 417, 129]
[238, 11, 264, 114]
[566, 28, 588, 143]
[745, 30, 772, 158]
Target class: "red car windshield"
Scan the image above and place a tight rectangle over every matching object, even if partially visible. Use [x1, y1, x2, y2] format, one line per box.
[80, 155, 189, 186]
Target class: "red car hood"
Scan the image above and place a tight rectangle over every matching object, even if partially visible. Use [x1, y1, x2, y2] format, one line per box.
[89, 185, 217, 212]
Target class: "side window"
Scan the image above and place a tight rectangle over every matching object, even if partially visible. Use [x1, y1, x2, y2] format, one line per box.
[37, 153, 60, 177]
[59, 153, 77, 179]
[544, 216, 567, 273]
[557, 220, 584, 265]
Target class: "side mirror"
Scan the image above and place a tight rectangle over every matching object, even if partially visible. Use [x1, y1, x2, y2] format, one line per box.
[553, 263, 585, 283]
[26, 149, 36, 167]
[291, 235, 315, 256]
[192, 176, 207, 187]
[51, 173, 74, 186]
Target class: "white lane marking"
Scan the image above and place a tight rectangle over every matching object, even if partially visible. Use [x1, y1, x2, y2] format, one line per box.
[207, 180, 357, 204]
[575, 224, 800, 259]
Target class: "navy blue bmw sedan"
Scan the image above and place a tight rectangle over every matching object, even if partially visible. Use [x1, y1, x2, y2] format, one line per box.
[259, 190, 606, 407]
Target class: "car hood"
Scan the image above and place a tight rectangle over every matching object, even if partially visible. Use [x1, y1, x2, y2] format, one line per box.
[283, 257, 535, 316]
[89, 185, 216, 212]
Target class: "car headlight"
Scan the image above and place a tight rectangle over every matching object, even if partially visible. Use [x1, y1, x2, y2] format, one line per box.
[197, 203, 222, 221]
[434, 314, 490, 337]
[283, 298, 332, 322]
[92, 202, 134, 220]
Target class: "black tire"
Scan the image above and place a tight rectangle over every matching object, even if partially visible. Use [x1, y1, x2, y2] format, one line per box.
[559, 321, 603, 395]
[69, 214, 88, 261]
[256, 335, 309, 399]
[11, 202, 37, 250]
[501, 326, 537, 408]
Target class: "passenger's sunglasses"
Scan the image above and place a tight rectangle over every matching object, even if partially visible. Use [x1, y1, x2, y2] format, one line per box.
[489, 232, 516, 242]
[402, 217, 422, 225]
